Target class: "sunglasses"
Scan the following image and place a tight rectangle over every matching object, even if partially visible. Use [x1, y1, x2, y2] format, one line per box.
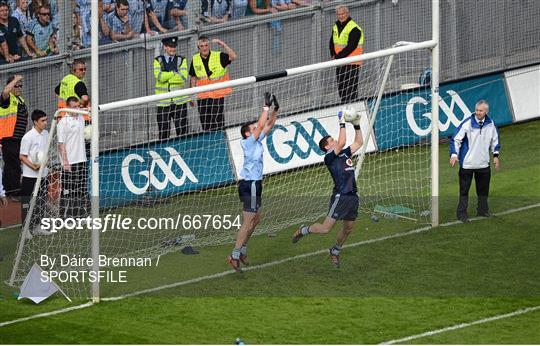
[14, 84, 23, 88]
[76, 68, 87, 71]
[39, 12, 50, 16]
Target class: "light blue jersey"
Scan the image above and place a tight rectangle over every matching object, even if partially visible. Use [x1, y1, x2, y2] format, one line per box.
[239, 132, 265, 181]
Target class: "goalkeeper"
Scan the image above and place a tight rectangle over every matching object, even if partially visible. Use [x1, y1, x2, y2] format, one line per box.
[292, 110, 363, 267]
[227, 92, 279, 273]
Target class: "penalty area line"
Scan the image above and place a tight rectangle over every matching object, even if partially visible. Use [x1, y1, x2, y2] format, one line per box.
[380, 305, 540, 344]
[1, 202, 539, 328]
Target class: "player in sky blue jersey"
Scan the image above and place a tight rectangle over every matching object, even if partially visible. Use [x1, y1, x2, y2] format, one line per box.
[292, 109, 364, 267]
[227, 92, 279, 272]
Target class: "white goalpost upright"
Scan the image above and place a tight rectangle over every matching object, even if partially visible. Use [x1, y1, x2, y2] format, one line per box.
[9, 1, 440, 301]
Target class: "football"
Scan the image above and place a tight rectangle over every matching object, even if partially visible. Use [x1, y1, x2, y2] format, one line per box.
[33, 151, 46, 166]
[343, 107, 360, 123]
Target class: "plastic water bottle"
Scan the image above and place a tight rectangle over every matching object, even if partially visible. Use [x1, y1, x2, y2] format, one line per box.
[235, 338, 245, 345]
[370, 214, 379, 222]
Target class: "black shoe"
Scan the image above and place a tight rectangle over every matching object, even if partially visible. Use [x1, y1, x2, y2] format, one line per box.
[458, 217, 470, 223]
[477, 212, 493, 218]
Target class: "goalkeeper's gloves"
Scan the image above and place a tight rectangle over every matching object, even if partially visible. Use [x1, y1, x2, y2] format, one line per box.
[351, 113, 361, 127]
[272, 94, 279, 111]
[337, 110, 346, 127]
[264, 92, 272, 109]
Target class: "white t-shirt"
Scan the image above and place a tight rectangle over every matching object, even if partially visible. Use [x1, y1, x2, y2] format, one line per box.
[20, 127, 49, 178]
[57, 114, 86, 165]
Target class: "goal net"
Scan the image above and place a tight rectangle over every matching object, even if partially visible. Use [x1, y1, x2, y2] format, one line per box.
[10, 42, 434, 300]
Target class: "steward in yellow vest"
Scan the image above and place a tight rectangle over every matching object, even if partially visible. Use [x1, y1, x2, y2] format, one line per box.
[0, 75, 28, 197]
[55, 60, 90, 121]
[330, 5, 364, 103]
[189, 36, 236, 132]
[154, 37, 191, 139]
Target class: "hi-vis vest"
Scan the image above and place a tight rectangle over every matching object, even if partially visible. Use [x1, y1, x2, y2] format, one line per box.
[57, 74, 90, 120]
[192, 51, 232, 99]
[154, 55, 190, 107]
[0, 94, 23, 139]
[332, 19, 364, 65]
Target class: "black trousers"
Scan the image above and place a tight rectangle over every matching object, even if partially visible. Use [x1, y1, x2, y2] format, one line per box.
[157, 103, 188, 140]
[457, 166, 491, 219]
[336, 65, 360, 104]
[20, 176, 47, 230]
[1, 137, 22, 196]
[198, 97, 225, 132]
[60, 162, 89, 219]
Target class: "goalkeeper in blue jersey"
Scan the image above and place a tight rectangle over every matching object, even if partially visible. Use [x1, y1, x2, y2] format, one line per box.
[292, 109, 363, 267]
[227, 92, 279, 273]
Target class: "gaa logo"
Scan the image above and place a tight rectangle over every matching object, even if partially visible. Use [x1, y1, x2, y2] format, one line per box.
[346, 158, 353, 167]
[121, 147, 199, 195]
[266, 117, 329, 164]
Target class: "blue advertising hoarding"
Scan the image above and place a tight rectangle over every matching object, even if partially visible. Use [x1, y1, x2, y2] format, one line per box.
[97, 132, 235, 207]
[373, 73, 514, 150]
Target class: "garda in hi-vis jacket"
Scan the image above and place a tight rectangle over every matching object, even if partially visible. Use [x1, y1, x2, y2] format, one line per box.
[192, 51, 232, 100]
[0, 94, 24, 139]
[450, 115, 500, 169]
[153, 54, 190, 107]
[57, 73, 90, 120]
[332, 19, 364, 65]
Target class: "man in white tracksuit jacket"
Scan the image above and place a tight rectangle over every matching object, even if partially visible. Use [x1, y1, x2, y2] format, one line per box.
[450, 100, 500, 223]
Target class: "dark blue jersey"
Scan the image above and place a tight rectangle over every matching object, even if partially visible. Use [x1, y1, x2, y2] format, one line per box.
[324, 146, 357, 196]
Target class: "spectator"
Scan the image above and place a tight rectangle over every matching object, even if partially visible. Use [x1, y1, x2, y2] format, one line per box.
[165, 0, 187, 31]
[0, 75, 28, 200]
[71, 10, 83, 50]
[25, 4, 58, 57]
[154, 36, 190, 139]
[74, 0, 91, 48]
[271, 0, 295, 11]
[146, 0, 168, 34]
[98, 0, 111, 45]
[57, 96, 88, 219]
[329, 4, 363, 103]
[150, 0, 168, 32]
[102, 0, 115, 14]
[230, 0, 248, 20]
[189, 36, 236, 132]
[0, 2, 35, 63]
[202, 0, 231, 24]
[0, 150, 7, 207]
[245, 0, 276, 15]
[107, 0, 137, 42]
[19, 109, 50, 235]
[13, 0, 32, 32]
[30, 0, 57, 27]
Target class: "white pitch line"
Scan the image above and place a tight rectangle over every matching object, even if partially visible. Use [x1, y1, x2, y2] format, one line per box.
[380, 305, 540, 344]
[0, 302, 93, 328]
[1, 202, 539, 328]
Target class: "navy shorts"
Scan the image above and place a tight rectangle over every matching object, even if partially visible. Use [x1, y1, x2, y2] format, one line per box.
[327, 193, 359, 221]
[238, 180, 262, 213]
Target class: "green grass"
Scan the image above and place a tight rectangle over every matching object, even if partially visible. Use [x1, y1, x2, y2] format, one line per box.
[0, 120, 539, 344]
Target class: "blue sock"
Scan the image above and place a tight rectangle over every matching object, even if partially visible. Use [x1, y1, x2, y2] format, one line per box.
[240, 244, 247, 256]
[300, 226, 310, 236]
[231, 248, 241, 260]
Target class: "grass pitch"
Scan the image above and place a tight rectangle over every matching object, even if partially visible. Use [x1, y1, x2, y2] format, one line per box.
[0, 120, 539, 344]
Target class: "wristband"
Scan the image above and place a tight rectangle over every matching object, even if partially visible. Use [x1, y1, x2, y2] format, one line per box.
[340, 123, 346, 129]
[493, 153, 499, 158]
[353, 124, 361, 130]
[263, 106, 270, 112]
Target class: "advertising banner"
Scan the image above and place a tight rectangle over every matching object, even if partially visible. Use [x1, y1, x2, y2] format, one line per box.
[226, 102, 377, 177]
[373, 73, 514, 150]
[98, 132, 235, 207]
[504, 65, 540, 122]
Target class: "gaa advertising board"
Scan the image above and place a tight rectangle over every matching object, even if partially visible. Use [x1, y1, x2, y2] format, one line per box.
[98, 132, 235, 207]
[226, 102, 377, 177]
[504, 64, 540, 122]
[373, 73, 514, 150]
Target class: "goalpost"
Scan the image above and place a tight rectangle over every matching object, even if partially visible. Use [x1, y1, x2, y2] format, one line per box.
[9, 1, 440, 301]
